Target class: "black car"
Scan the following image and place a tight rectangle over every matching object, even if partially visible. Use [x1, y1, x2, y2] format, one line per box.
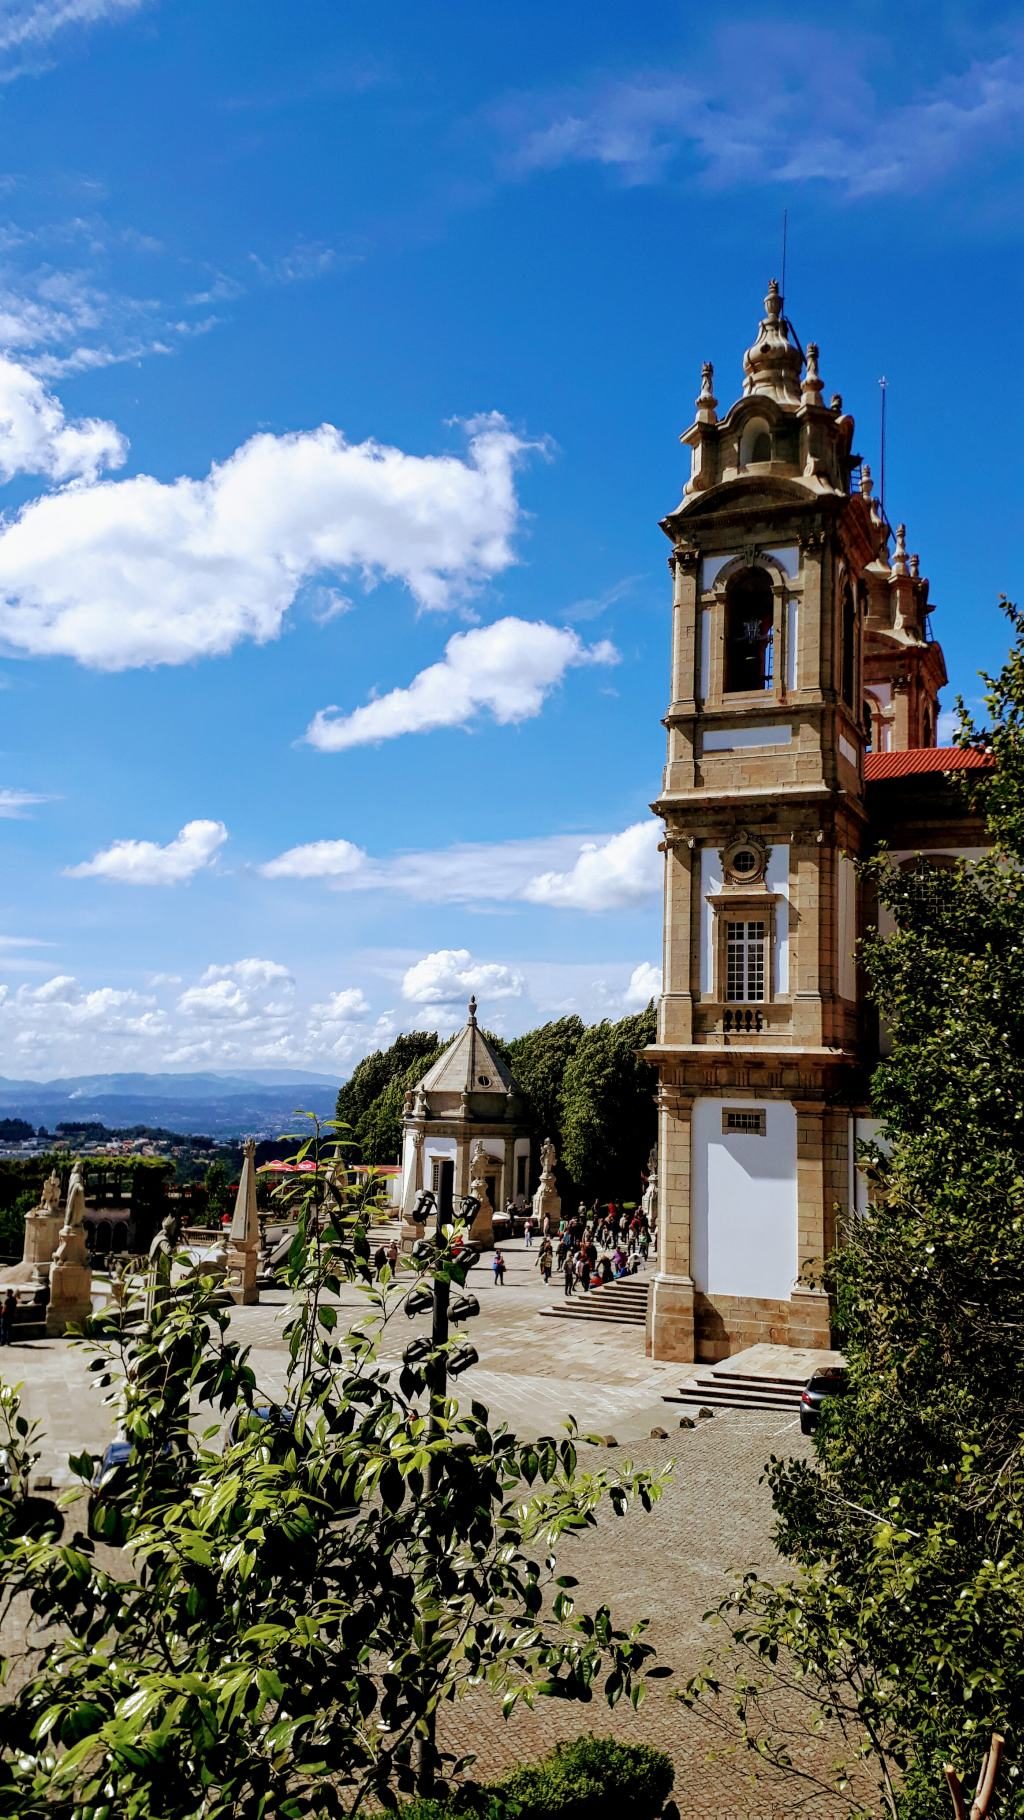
[87, 1438, 185, 1542]
[799, 1367, 849, 1435]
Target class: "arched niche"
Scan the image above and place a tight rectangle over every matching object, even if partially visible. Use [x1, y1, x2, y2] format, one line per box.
[739, 417, 772, 466]
[723, 565, 774, 693]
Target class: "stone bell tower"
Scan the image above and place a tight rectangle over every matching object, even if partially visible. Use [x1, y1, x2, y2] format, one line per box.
[646, 280, 900, 1364]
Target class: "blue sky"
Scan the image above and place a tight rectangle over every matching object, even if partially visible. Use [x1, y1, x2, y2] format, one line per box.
[0, 0, 1021, 1079]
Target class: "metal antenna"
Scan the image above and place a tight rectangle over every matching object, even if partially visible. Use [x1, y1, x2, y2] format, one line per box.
[780, 208, 788, 300]
[878, 376, 889, 515]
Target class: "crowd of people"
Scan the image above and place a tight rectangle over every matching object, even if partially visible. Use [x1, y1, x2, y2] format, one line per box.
[527, 1201, 654, 1298]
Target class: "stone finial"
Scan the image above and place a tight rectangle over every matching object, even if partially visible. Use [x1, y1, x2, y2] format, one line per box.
[467, 994, 478, 1026]
[742, 278, 803, 406]
[695, 360, 718, 424]
[910, 553, 920, 579]
[890, 522, 909, 579]
[830, 393, 843, 414]
[802, 341, 824, 406]
[859, 462, 874, 498]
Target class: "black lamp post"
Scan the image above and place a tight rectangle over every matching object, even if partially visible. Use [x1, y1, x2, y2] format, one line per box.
[404, 1195, 481, 1794]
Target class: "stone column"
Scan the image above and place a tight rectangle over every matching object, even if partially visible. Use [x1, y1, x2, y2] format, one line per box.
[789, 1100, 835, 1349]
[502, 1134, 516, 1210]
[646, 1086, 696, 1362]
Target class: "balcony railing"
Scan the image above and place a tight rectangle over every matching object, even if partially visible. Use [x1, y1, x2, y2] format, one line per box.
[722, 1007, 764, 1035]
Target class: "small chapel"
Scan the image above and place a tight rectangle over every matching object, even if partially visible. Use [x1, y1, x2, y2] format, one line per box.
[399, 997, 533, 1228]
[645, 280, 990, 1365]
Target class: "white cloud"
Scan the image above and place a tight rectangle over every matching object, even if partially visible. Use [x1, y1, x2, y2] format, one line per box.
[0, 412, 536, 669]
[0, 0, 147, 55]
[402, 947, 525, 1007]
[312, 987, 371, 1021]
[259, 837, 366, 880]
[258, 823, 663, 911]
[522, 820, 661, 910]
[65, 818, 228, 885]
[494, 30, 1024, 199]
[0, 352, 124, 483]
[0, 784, 52, 817]
[178, 957, 294, 1023]
[305, 616, 616, 751]
[623, 961, 661, 1010]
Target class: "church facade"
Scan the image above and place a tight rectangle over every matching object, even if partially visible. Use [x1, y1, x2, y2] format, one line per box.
[646, 282, 988, 1364]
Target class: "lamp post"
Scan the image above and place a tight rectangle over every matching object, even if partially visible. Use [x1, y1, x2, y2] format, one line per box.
[404, 1195, 481, 1795]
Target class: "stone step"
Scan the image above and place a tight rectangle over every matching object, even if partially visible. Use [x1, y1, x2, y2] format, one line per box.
[538, 1279, 650, 1327]
[665, 1385, 799, 1412]
[711, 1368, 810, 1393]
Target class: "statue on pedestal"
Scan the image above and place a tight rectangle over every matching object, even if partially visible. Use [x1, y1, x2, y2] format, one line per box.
[146, 1208, 183, 1320]
[532, 1135, 562, 1230]
[642, 1142, 659, 1223]
[467, 1140, 495, 1251]
[46, 1161, 94, 1336]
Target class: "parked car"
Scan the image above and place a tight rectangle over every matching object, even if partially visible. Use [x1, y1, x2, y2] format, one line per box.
[87, 1437, 184, 1543]
[228, 1404, 296, 1453]
[799, 1366, 849, 1435]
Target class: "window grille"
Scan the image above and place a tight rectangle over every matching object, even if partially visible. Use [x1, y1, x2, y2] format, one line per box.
[722, 1108, 766, 1136]
[725, 919, 766, 1002]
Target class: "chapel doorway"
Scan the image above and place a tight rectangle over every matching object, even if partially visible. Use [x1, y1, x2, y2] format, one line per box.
[430, 1158, 454, 1221]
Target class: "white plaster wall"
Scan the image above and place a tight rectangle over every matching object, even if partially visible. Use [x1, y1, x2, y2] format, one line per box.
[704, 546, 799, 590]
[704, 725, 792, 751]
[700, 848, 723, 994]
[838, 853, 857, 1001]
[849, 1116, 887, 1215]
[766, 843, 790, 995]
[691, 1097, 798, 1299]
[786, 598, 799, 690]
[700, 604, 711, 701]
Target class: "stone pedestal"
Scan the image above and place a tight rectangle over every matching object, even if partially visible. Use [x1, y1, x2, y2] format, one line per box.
[467, 1199, 493, 1252]
[531, 1177, 561, 1231]
[46, 1227, 93, 1336]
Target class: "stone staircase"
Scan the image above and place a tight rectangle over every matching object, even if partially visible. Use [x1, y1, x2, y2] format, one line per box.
[538, 1275, 650, 1328]
[664, 1367, 805, 1414]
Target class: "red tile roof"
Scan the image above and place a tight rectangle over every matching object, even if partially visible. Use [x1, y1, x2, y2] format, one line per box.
[864, 746, 995, 781]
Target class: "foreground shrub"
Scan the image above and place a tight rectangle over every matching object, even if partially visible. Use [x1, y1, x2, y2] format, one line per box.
[498, 1735, 674, 1818]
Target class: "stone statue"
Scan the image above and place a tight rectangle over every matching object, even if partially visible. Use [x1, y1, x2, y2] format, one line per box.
[413, 1087, 429, 1119]
[147, 1209, 183, 1319]
[466, 1141, 495, 1251]
[403, 1089, 415, 1117]
[642, 1143, 659, 1222]
[46, 1161, 93, 1336]
[40, 1169, 61, 1213]
[532, 1135, 561, 1230]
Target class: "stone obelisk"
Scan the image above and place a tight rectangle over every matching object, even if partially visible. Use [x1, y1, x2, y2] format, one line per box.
[225, 1139, 260, 1306]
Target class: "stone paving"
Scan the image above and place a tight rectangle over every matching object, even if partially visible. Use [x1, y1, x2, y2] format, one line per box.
[0, 1238, 855, 1817]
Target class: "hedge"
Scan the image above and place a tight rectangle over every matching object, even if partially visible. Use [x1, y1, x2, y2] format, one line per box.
[397, 1735, 674, 1820]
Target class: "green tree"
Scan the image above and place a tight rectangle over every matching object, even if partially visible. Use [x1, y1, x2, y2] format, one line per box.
[203, 1157, 231, 1218]
[507, 1016, 585, 1145]
[335, 1032, 441, 1133]
[559, 1008, 657, 1203]
[0, 1124, 669, 1816]
[685, 602, 1024, 1817]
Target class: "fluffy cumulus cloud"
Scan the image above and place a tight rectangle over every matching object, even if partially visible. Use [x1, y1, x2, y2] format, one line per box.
[177, 958, 294, 1022]
[305, 616, 616, 751]
[0, 975, 167, 1058]
[0, 412, 535, 669]
[402, 947, 525, 1007]
[259, 838, 366, 880]
[623, 960, 662, 1009]
[0, 353, 125, 485]
[65, 818, 228, 885]
[522, 820, 661, 911]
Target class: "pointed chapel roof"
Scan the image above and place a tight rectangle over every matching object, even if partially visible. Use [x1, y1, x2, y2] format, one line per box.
[416, 997, 516, 1097]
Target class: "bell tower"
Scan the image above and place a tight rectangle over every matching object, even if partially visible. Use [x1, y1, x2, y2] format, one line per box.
[646, 281, 912, 1364]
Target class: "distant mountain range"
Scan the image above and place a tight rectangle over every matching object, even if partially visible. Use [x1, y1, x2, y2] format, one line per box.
[0, 1070, 340, 1138]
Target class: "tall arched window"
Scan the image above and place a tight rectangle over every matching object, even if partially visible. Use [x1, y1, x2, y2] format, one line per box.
[724, 566, 774, 693]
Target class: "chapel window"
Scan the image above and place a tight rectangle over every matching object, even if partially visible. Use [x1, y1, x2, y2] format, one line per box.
[740, 418, 772, 465]
[724, 566, 774, 693]
[725, 918, 767, 1003]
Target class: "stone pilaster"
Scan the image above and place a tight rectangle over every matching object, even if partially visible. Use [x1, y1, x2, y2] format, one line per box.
[647, 1086, 696, 1361]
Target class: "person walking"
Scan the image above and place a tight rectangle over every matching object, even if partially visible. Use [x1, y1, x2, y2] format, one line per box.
[492, 1248, 507, 1286]
[0, 1288, 15, 1345]
[576, 1251, 590, 1294]
[386, 1240, 399, 1274]
[523, 1215, 534, 1248]
[562, 1255, 575, 1298]
[536, 1240, 553, 1286]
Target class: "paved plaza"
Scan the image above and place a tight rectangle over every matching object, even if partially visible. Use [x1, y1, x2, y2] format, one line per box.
[1, 1239, 852, 1818]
